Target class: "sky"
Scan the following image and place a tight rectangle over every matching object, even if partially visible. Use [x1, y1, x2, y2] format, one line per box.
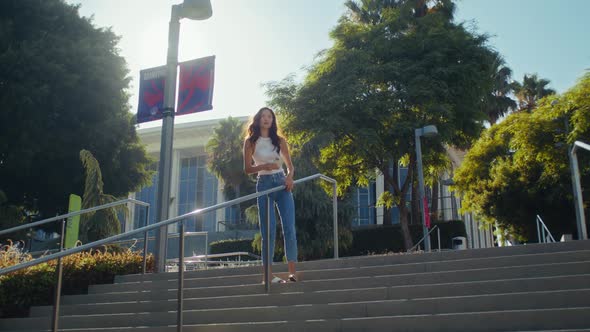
[66, 0, 590, 128]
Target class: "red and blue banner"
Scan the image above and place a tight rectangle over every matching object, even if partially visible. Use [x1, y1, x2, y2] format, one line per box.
[137, 66, 166, 124]
[177, 55, 215, 116]
[136, 55, 215, 124]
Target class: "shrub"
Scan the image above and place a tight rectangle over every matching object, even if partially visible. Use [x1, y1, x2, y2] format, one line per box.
[209, 239, 257, 261]
[343, 220, 467, 256]
[0, 243, 154, 318]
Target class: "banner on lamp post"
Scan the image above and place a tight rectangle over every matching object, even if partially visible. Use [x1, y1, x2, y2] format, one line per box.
[424, 197, 431, 228]
[177, 55, 215, 116]
[136, 66, 167, 124]
[136, 56, 214, 123]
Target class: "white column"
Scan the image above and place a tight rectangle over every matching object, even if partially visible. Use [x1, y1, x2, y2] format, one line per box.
[168, 150, 181, 234]
[126, 194, 136, 231]
[376, 170, 384, 225]
[216, 178, 225, 232]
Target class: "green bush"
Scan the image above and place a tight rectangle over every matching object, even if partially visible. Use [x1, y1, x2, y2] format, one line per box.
[209, 239, 257, 261]
[343, 220, 467, 256]
[0, 244, 154, 318]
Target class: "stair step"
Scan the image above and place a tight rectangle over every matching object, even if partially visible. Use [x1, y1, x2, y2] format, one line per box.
[4, 289, 590, 330]
[4, 241, 590, 332]
[91, 250, 590, 293]
[6, 307, 590, 331]
[29, 274, 590, 317]
[115, 241, 590, 283]
[57, 260, 590, 305]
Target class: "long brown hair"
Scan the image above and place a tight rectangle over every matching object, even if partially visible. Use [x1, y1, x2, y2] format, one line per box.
[246, 107, 281, 154]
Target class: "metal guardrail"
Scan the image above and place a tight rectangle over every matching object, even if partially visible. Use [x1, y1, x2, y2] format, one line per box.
[0, 173, 338, 332]
[408, 225, 440, 252]
[570, 141, 589, 240]
[0, 198, 150, 237]
[0, 197, 150, 332]
[536, 215, 556, 243]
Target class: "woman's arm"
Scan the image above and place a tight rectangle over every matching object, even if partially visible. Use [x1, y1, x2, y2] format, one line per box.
[280, 138, 295, 191]
[243, 139, 279, 175]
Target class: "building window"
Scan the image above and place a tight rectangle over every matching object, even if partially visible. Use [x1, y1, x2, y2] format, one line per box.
[389, 164, 411, 225]
[352, 181, 376, 227]
[178, 157, 198, 231]
[177, 155, 218, 232]
[134, 166, 158, 233]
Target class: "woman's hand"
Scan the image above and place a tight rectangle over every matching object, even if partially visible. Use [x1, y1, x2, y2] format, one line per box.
[285, 174, 294, 192]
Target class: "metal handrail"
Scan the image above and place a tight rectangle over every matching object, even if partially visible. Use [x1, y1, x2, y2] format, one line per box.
[0, 197, 150, 332]
[0, 198, 150, 237]
[408, 225, 439, 252]
[0, 173, 338, 332]
[536, 215, 556, 243]
[27, 231, 205, 258]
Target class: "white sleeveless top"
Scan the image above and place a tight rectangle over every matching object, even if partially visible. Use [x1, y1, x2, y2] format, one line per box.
[252, 137, 284, 175]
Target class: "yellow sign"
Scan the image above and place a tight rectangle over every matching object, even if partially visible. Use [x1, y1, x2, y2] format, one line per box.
[65, 194, 82, 249]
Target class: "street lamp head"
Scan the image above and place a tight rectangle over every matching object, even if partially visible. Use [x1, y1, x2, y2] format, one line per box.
[180, 0, 212, 20]
[416, 125, 439, 138]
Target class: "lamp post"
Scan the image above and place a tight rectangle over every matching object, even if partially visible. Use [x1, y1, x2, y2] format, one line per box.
[552, 100, 588, 241]
[154, 0, 212, 273]
[415, 125, 438, 252]
[570, 141, 589, 240]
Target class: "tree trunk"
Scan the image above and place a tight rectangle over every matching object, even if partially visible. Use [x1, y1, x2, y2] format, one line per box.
[398, 203, 413, 250]
[383, 207, 392, 226]
[381, 157, 415, 250]
[411, 178, 420, 225]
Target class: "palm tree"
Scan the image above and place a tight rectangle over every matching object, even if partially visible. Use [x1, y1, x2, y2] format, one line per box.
[484, 55, 517, 125]
[345, 0, 454, 24]
[79, 149, 122, 243]
[512, 74, 556, 112]
[206, 117, 253, 223]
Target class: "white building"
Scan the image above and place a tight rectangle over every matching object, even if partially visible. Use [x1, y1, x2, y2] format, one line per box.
[129, 117, 493, 249]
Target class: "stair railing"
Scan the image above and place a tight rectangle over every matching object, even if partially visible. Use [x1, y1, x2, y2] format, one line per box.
[0, 173, 337, 332]
[408, 225, 440, 252]
[536, 215, 556, 243]
[0, 198, 151, 272]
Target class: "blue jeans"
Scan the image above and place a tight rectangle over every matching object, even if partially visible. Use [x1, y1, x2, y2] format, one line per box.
[256, 172, 297, 264]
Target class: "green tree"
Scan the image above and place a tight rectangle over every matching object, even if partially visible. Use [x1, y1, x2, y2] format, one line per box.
[512, 74, 556, 112]
[453, 72, 590, 240]
[266, 0, 496, 250]
[0, 0, 152, 221]
[206, 117, 255, 223]
[206, 117, 254, 201]
[278, 111, 354, 260]
[79, 150, 123, 243]
[0, 191, 26, 244]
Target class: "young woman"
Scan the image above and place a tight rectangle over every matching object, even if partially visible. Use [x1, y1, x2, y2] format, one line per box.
[243, 107, 297, 283]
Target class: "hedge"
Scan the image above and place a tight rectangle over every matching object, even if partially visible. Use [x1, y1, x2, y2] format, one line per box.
[343, 220, 467, 256]
[209, 239, 257, 261]
[0, 245, 154, 318]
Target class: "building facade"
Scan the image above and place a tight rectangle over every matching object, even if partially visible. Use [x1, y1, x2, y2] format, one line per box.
[130, 118, 493, 249]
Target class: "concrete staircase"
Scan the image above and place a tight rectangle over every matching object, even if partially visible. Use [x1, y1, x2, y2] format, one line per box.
[2, 241, 590, 331]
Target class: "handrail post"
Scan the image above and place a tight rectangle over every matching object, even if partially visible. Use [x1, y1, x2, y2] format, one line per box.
[142, 205, 150, 274]
[177, 221, 185, 332]
[264, 195, 271, 292]
[51, 219, 67, 332]
[437, 227, 441, 251]
[542, 223, 546, 243]
[535, 215, 543, 243]
[332, 182, 338, 259]
[205, 232, 209, 270]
